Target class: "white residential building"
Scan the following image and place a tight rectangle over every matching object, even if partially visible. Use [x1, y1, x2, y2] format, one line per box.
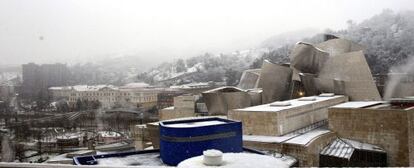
[49, 83, 159, 109]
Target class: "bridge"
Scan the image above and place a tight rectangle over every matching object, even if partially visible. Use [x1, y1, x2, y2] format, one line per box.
[4, 110, 91, 128]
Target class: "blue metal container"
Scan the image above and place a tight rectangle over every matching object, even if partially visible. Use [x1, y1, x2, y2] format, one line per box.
[159, 117, 243, 166]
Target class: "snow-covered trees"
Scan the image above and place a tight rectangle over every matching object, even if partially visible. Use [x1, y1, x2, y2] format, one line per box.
[253, 9, 414, 74]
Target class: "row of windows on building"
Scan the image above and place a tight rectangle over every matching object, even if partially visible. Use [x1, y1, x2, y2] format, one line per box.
[68, 96, 157, 102]
[69, 92, 137, 97]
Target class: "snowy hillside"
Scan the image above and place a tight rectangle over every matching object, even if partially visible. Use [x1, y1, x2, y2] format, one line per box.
[138, 48, 268, 85]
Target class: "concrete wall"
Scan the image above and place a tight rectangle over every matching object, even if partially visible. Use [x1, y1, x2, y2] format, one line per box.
[131, 124, 151, 150]
[277, 96, 346, 135]
[146, 122, 160, 149]
[173, 95, 195, 110]
[158, 95, 197, 121]
[329, 108, 413, 166]
[158, 107, 195, 121]
[243, 140, 282, 151]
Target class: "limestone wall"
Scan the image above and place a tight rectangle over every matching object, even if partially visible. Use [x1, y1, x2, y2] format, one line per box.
[158, 95, 197, 121]
[276, 96, 347, 135]
[228, 110, 278, 136]
[159, 107, 195, 121]
[329, 108, 411, 166]
[408, 109, 414, 166]
[243, 132, 336, 167]
[243, 140, 282, 152]
[229, 96, 347, 136]
[146, 122, 160, 149]
[173, 95, 195, 110]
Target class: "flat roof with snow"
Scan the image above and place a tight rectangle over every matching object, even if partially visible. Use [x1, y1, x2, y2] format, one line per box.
[284, 129, 330, 145]
[163, 120, 227, 128]
[236, 95, 345, 112]
[243, 121, 330, 146]
[162, 106, 174, 110]
[331, 101, 384, 109]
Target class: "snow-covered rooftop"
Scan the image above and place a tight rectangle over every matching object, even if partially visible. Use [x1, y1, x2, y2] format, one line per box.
[164, 120, 227, 128]
[98, 131, 122, 138]
[284, 129, 330, 145]
[49, 86, 65, 90]
[202, 86, 246, 93]
[178, 153, 290, 168]
[243, 120, 329, 146]
[243, 133, 296, 143]
[73, 85, 118, 91]
[236, 95, 345, 112]
[163, 106, 175, 110]
[154, 116, 227, 124]
[320, 138, 354, 159]
[342, 138, 385, 152]
[331, 101, 384, 109]
[320, 138, 386, 159]
[170, 82, 212, 89]
[56, 133, 82, 140]
[49, 85, 118, 91]
[120, 82, 151, 89]
[96, 152, 165, 166]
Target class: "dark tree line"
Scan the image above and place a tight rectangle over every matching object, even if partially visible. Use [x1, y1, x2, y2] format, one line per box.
[75, 99, 101, 111]
[52, 99, 101, 112]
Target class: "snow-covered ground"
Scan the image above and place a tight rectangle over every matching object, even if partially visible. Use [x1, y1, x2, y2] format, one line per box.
[144, 48, 267, 83]
[98, 131, 121, 138]
[178, 153, 290, 168]
[96, 152, 165, 166]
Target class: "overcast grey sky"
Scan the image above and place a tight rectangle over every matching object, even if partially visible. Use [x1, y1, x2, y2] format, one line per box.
[1, 0, 414, 65]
